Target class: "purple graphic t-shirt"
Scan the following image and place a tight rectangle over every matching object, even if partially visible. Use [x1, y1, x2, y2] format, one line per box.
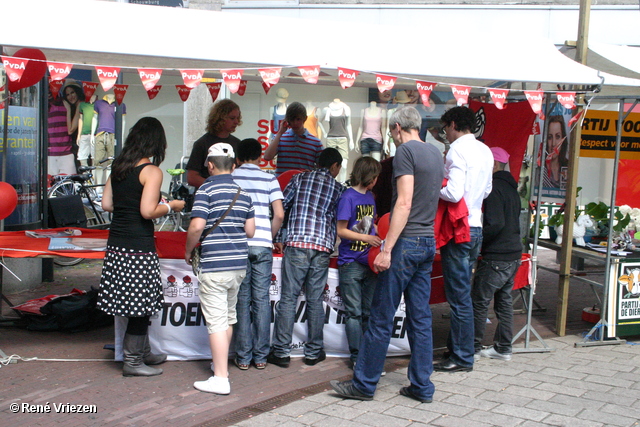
[337, 187, 377, 266]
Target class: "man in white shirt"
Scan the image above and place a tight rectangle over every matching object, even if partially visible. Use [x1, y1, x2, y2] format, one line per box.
[435, 106, 494, 373]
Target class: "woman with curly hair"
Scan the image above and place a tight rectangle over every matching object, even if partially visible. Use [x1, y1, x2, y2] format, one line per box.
[186, 99, 242, 188]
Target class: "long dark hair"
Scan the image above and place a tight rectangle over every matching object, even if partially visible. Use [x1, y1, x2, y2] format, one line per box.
[111, 117, 167, 181]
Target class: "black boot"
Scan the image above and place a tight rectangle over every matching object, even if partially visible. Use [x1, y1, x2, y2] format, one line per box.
[142, 334, 167, 366]
[122, 334, 163, 377]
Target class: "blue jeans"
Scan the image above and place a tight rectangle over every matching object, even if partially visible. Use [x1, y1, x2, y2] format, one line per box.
[360, 138, 382, 155]
[440, 227, 482, 366]
[472, 258, 520, 354]
[271, 246, 330, 359]
[233, 246, 273, 364]
[339, 261, 377, 363]
[353, 236, 436, 400]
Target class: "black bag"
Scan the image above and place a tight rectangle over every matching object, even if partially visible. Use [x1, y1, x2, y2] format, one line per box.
[25, 288, 113, 332]
[48, 195, 87, 228]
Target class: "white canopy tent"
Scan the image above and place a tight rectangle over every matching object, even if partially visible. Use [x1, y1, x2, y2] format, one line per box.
[1, 0, 638, 93]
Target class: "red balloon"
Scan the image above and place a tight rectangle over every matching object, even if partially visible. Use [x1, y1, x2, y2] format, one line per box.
[276, 169, 303, 191]
[368, 244, 380, 273]
[377, 212, 390, 239]
[7, 48, 47, 93]
[0, 182, 18, 220]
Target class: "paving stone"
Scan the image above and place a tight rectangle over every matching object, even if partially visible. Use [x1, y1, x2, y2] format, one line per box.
[540, 413, 605, 427]
[435, 382, 486, 398]
[353, 411, 413, 427]
[539, 367, 589, 380]
[534, 382, 586, 398]
[492, 402, 549, 422]
[428, 414, 493, 427]
[441, 394, 499, 411]
[476, 389, 534, 406]
[315, 403, 367, 420]
[382, 404, 441, 424]
[464, 408, 527, 427]
[274, 398, 326, 417]
[525, 400, 582, 417]
[582, 374, 634, 388]
[576, 408, 639, 426]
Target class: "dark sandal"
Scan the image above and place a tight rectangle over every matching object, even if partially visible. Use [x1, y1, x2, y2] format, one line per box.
[254, 362, 267, 370]
[234, 359, 250, 370]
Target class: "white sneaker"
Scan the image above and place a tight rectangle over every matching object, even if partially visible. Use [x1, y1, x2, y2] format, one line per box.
[474, 352, 481, 362]
[194, 376, 230, 395]
[480, 347, 512, 361]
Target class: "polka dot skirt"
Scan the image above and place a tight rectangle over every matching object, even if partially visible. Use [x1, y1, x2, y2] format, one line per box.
[97, 246, 164, 317]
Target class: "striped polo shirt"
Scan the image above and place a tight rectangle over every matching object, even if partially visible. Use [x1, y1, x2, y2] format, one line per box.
[232, 163, 283, 248]
[191, 174, 255, 273]
[275, 128, 323, 176]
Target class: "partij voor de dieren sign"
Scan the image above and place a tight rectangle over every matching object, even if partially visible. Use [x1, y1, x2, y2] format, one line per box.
[580, 110, 640, 160]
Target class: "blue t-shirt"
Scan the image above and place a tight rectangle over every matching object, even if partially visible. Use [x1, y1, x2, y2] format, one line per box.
[336, 187, 377, 266]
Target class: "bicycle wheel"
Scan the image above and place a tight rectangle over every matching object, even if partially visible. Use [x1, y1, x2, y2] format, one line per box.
[48, 180, 84, 266]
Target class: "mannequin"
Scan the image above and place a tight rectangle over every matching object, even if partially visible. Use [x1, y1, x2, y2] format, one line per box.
[355, 101, 385, 161]
[304, 101, 324, 139]
[77, 94, 97, 167]
[93, 93, 126, 185]
[384, 91, 412, 157]
[323, 99, 353, 182]
[267, 87, 289, 141]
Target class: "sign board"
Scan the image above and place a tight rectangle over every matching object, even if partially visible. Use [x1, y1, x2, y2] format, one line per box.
[580, 110, 640, 160]
[606, 259, 640, 337]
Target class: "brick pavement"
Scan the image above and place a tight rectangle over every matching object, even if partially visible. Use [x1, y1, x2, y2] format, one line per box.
[234, 335, 640, 427]
[1, 250, 639, 426]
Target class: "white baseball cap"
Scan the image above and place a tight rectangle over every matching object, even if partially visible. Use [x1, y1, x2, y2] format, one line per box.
[204, 143, 235, 166]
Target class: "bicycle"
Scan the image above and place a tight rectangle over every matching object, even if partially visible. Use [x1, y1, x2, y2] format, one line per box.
[47, 160, 112, 266]
[155, 168, 195, 232]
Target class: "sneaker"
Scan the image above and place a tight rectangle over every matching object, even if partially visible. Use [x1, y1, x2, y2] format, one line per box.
[480, 347, 512, 361]
[194, 376, 230, 395]
[399, 386, 432, 403]
[267, 351, 290, 368]
[474, 352, 481, 362]
[304, 350, 326, 366]
[329, 380, 373, 401]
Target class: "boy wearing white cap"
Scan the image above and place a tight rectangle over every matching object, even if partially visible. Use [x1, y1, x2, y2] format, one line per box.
[472, 146, 522, 362]
[185, 143, 255, 395]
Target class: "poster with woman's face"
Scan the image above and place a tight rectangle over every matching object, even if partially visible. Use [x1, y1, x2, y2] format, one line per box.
[535, 104, 574, 200]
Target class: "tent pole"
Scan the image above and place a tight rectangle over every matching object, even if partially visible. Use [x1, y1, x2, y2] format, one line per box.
[513, 96, 552, 354]
[555, 0, 591, 336]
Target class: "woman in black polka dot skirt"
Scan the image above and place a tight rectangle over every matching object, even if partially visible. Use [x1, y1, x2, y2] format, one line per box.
[97, 117, 185, 377]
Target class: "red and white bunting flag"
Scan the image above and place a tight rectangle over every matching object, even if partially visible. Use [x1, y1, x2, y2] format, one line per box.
[176, 85, 192, 102]
[146, 85, 162, 100]
[524, 90, 544, 115]
[47, 62, 72, 81]
[82, 81, 99, 102]
[113, 84, 128, 106]
[338, 68, 358, 89]
[1, 56, 29, 82]
[49, 78, 64, 99]
[568, 109, 585, 127]
[557, 92, 576, 110]
[180, 69, 203, 88]
[298, 65, 320, 84]
[222, 69, 243, 93]
[259, 67, 281, 88]
[451, 85, 471, 106]
[376, 74, 396, 93]
[416, 81, 435, 107]
[138, 68, 162, 91]
[261, 81, 271, 95]
[95, 66, 120, 92]
[205, 82, 222, 102]
[237, 80, 247, 96]
[488, 88, 509, 110]
[532, 121, 541, 136]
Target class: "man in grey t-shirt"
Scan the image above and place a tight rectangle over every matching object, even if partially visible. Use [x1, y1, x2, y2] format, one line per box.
[330, 106, 445, 403]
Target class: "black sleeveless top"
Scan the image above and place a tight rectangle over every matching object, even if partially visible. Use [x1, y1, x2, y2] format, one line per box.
[107, 163, 156, 252]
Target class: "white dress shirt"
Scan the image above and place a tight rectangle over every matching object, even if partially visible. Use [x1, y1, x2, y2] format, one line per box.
[439, 133, 494, 228]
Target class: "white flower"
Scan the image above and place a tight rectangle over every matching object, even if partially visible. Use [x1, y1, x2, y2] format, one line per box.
[619, 205, 632, 215]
